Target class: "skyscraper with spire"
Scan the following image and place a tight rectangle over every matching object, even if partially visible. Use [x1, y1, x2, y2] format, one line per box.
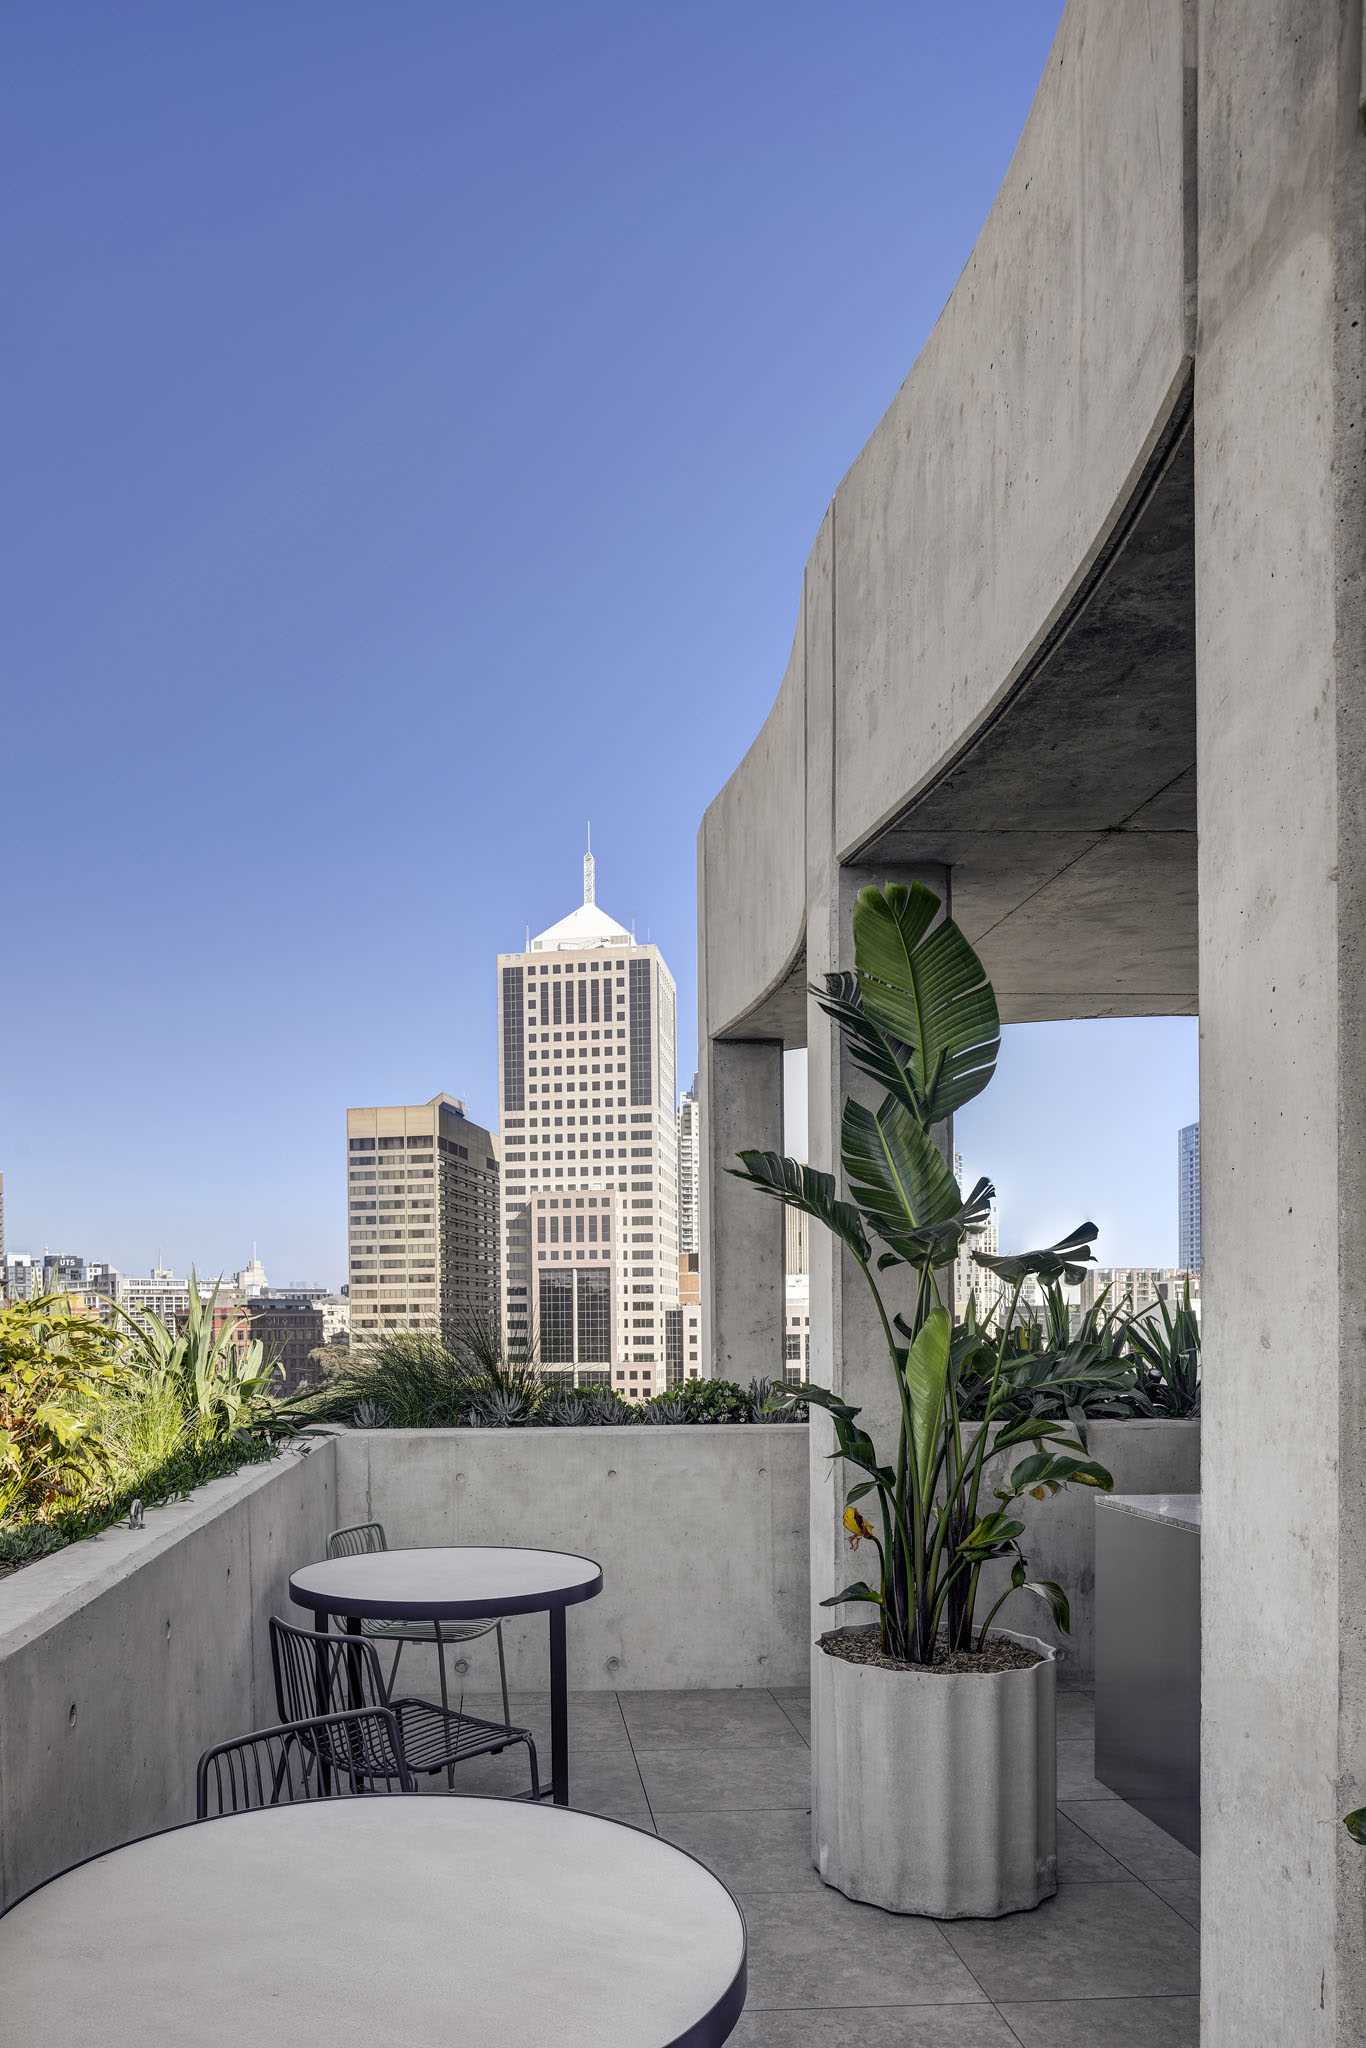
[497, 845, 680, 1397]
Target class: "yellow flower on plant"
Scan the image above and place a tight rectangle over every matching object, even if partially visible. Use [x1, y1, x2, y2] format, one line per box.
[843, 1504, 875, 1547]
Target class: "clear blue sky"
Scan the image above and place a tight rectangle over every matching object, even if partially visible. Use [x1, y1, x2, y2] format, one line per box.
[2, 1, 1195, 1286]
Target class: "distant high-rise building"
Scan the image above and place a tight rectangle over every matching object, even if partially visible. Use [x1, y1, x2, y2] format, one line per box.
[677, 1075, 701, 1257]
[497, 846, 680, 1399]
[247, 1297, 329, 1395]
[1078, 1266, 1200, 1319]
[784, 1273, 811, 1382]
[952, 1154, 1004, 1323]
[4, 1252, 40, 1302]
[346, 1095, 500, 1343]
[43, 1252, 86, 1294]
[785, 1208, 808, 1277]
[118, 1268, 197, 1326]
[1178, 1121, 1202, 1270]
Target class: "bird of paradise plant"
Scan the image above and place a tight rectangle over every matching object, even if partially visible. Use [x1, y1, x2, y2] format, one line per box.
[731, 881, 1113, 1666]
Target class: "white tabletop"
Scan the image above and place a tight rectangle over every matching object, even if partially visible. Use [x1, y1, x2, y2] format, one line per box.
[0, 1797, 746, 2048]
[290, 1545, 603, 1619]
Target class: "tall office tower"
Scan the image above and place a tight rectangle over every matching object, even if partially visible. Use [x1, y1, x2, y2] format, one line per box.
[952, 1152, 1003, 1323]
[346, 1095, 500, 1344]
[497, 848, 680, 1398]
[677, 1075, 701, 1257]
[1178, 1121, 1202, 1270]
[784, 1207, 808, 1277]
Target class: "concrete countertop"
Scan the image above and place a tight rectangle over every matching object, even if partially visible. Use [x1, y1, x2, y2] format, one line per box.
[1096, 1492, 1201, 1533]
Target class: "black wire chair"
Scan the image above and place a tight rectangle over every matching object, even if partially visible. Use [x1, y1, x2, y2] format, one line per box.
[195, 1708, 413, 1819]
[269, 1615, 540, 1799]
[326, 1522, 511, 1727]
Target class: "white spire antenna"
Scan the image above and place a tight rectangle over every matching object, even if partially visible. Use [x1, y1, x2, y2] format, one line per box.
[583, 823, 596, 907]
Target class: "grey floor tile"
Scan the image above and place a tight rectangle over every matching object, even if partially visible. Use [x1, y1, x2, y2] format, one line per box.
[1059, 1801, 1200, 1884]
[728, 2006, 1019, 2045]
[621, 1688, 800, 1748]
[941, 1882, 1198, 2002]
[654, 1808, 820, 1899]
[998, 1994, 1199, 2045]
[1147, 1875, 1200, 1928]
[769, 1686, 811, 1703]
[775, 1698, 811, 1744]
[636, 1742, 810, 1812]
[1055, 1811, 1130, 1883]
[1056, 1736, 1121, 1801]
[743, 1890, 987, 2011]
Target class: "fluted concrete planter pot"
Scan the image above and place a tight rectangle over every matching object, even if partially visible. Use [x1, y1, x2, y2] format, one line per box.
[813, 1627, 1058, 1918]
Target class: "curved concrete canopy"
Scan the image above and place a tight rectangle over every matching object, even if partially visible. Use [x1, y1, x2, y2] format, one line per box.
[700, 0, 1195, 1038]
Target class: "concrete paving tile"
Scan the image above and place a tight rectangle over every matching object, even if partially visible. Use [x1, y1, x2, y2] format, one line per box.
[775, 1698, 811, 1744]
[940, 1881, 1199, 2002]
[1055, 1811, 1130, 1883]
[654, 1808, 821, 1899]
[997, 1994, 1199, 2045]
[743, 1890, 987, 2011]
[728, 2006, 1019, 2045]
[621, 1688, 801, 1748]
[1059, 1801, 1200, 1883]
[636, 1742, 811, 1812]
[1147, 1875, 1200, 1928]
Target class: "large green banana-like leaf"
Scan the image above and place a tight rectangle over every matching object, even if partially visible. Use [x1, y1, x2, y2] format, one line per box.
[728, 1151, 870, 1263]
[975, 1222, 1098, 1288]
[851, 884, 1000, 1122]
[814, 973, 925, 1119]
[904, 1306, 951, 1502]
[840, 1097, 967, 1266]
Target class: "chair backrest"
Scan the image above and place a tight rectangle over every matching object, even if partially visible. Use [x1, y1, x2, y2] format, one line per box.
[195, 1708, 412, 1819]
[270, 1614, 391, 1725]
[327, 1521, 388, 1559]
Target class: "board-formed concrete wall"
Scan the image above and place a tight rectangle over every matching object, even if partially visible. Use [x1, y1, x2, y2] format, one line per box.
[329, 1425, 810, 1693]
[0, 1443, 337, 1912]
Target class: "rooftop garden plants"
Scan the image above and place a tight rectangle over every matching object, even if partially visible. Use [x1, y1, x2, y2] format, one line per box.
[0, 1285, 283, 1577]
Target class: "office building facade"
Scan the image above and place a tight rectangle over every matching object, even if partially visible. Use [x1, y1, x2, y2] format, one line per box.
[346, 1095, 500, 1343]
[497, 851, 680, 1397]
[1178, 1120, 1202, 1270]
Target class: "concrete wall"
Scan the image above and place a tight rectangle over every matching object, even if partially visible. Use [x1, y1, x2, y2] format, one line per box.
[330, 1426, 809, 1692]
[1196, 4, 1366, 2042]
[0, 1443, 336, 1912]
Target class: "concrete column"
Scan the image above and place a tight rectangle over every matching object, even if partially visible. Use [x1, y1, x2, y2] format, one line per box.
[1197, 5, 1366, 2040]
[699, 1035, 785, 1383]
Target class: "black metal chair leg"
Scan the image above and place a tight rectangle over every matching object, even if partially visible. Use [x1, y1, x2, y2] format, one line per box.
[495, 1621, 510, 1727]
[435, 1620, 456, 1791]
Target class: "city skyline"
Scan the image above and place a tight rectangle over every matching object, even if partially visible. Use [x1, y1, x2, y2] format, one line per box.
[0, 3, 1199, 1286]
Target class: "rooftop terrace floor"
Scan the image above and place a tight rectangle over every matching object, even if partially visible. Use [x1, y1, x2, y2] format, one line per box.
[441, 1681, 1200, 2046]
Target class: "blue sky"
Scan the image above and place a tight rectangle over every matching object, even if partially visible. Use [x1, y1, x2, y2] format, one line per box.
[2, 2, 1195, 1285]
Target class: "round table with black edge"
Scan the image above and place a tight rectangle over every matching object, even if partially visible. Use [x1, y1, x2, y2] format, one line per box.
[289, 1545, 603, 1806]
[0, 1796, 747, 2047]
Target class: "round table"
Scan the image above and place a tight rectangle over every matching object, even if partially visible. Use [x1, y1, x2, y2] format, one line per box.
[0, 1797, 747, 2047]
[290, 1546, 603, 1805]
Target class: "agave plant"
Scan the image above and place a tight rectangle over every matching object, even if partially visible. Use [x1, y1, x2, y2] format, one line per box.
[112, 1278, 281, 1446]
[731, 882, 1113, 1666]
[1124, 1279, 1201, 1416]
[957, 1284, 1139, 1428]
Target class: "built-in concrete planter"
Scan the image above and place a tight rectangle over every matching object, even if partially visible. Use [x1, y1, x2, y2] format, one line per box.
[813, 1628, 1057, 1919]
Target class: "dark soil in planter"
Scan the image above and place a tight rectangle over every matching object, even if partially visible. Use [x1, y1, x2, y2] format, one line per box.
[818, 1623, 1043, 1675]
